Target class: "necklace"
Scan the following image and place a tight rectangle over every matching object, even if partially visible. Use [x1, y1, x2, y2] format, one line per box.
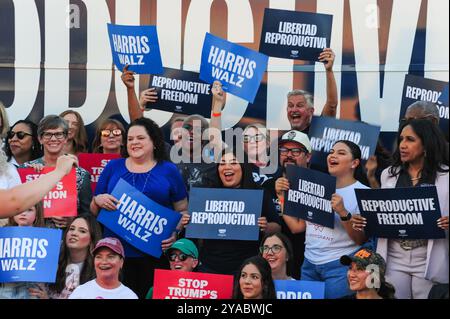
[129, 160, 157, 193]
[132, 171, 152, 193]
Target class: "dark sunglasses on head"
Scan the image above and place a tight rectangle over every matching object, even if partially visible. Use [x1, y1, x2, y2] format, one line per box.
[167, 252, 192, 262]
[101, 129, 122, 137]
[7, 131, 33, 140]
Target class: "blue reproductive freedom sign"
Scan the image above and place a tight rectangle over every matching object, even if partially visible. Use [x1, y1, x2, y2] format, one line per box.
[0, 227, 62, 283]
[186, 187, 263, 241]
[355, 186, 445, 239]
[284, 165, 336, 229]
[259, 8, 332, 61]
[107, 24, 163, 74]
[97, 178, 182, 258]
[275, 280, 325, 299]
[200, 33, 268, 103]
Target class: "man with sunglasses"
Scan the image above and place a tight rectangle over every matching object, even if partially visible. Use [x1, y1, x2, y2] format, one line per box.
[145, 238, 199, 299]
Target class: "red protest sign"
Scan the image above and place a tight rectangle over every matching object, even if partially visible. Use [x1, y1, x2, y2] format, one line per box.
[153, 269, 234, 299]
[78, 153, 121, 192]
[18, 167, 77, 218]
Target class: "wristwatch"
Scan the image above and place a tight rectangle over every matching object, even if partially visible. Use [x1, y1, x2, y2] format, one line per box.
[340, 212, 352, 221]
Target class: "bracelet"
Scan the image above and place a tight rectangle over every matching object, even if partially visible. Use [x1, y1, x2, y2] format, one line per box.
[212, 112, 221, 117]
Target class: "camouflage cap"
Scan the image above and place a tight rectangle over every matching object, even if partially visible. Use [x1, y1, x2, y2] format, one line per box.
[340, 248, 386, 276]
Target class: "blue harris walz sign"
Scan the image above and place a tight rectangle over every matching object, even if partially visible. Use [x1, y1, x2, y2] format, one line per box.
[355, 186, 445, 239]
[308, 116, 380, 171]
[275, 280, 325, 299]
[284, 165, 336, 229]
[400, 74, 448, 135]
[259, 8, 333, 61]
[97, 178, 182, 258]
[0, 227, 62, 283]
[107, 24, 163, 74]
[200, 33, 268, 103]
[186, 187, 263, 241]
[148, 68, 213, 118]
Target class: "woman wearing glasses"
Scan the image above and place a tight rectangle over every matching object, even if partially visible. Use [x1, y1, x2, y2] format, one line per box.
[92, 118, 126, 156]
[260, 232, 295, 281]
[4, 120, 42, 167]
[21, 115, 93, 222]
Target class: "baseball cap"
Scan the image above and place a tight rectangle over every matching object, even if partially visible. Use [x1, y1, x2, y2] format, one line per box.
[279, 130, 312, 153]
[165, 238, 199, 259]
[340, 248, 386, 275]
[92, 237, 125, 258]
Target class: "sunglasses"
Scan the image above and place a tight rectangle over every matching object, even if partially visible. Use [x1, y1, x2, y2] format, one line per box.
[7, 131, 33, 140]
[279, 147, 307, 157]
[167, 252, 192, 262]
[101, 129, 122, 137]
[243, 134, 265, 143]
[259, 244, 283, 255]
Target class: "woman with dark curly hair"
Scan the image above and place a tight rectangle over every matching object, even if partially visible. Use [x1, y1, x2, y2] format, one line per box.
[233, 256, 276, 299]
[4, 120, 42, 166]
[91, 117, 188, 299]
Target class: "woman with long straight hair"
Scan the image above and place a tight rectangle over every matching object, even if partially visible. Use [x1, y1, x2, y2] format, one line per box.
[278, 140, 370, 298]
[353, 119, 448, 299]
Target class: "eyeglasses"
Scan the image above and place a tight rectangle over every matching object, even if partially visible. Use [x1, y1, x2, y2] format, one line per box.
[167, 252, 193, 262]
[260, 244, 283, 255]
[7, 131, 33, 140]
[243, 134, 265, 143]
[101, 129, 122, 137]
[279, 147, 307, 157]
[41, 131, 67, 140]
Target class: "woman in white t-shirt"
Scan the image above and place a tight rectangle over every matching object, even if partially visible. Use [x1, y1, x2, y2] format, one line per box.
[278, 140, 370, 298]
[69, 237, 138, 299]
[30, 214, 102, 299]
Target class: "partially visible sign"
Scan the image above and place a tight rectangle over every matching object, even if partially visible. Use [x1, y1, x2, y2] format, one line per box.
[0, 227, 62, 283]
[18, 168, 77, 218]
[153, 269, 234, 299]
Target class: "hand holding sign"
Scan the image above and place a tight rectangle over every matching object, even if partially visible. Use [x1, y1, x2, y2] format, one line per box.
[140, 88, 158, 111]
[121, 65, 135, 89]
[258, 216, 268, 232]
[437, 216, 449, 230]
[55, 154, 79, 176]
[331, 193, 347, 218]
[318, 48, 335, 71]
[94, 194, 120, 212]
[351, 215, 367, 232]
[211, 81, 226, 113]
[275, 177, 290, 198]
